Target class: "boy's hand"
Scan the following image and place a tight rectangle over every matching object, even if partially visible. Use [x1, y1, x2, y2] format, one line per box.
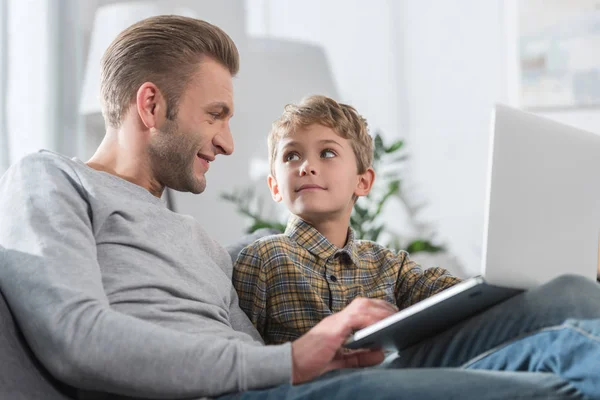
[290, 297, 397, 384]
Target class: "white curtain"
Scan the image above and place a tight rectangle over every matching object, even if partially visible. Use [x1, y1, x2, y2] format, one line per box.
[0, 0, 8, 174]
[1, 0, 85, 172]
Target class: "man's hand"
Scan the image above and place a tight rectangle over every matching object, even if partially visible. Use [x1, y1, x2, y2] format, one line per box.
[291, 297, 398, 384]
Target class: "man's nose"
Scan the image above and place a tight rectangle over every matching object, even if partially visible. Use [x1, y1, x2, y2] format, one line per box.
[213, 123, 234, 155]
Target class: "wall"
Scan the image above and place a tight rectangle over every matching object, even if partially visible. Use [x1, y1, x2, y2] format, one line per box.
[398, 0, 600, 275]
[250, 0, 403, 142]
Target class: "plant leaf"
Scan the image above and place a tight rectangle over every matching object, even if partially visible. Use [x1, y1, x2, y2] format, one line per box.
[405, 240, 445, 254]
[385, 139, 404, 153]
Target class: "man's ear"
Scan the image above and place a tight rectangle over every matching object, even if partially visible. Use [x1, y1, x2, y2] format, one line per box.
[267, 174, 283, 202]
[136, 82, 167, 130]
[354, 167, 375, 198]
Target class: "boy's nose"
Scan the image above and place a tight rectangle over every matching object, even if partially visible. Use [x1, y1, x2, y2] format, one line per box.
[300, 161, 317, 176]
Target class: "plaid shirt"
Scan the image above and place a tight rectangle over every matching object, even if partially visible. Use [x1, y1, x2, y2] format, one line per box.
[233, 215, 461, 345]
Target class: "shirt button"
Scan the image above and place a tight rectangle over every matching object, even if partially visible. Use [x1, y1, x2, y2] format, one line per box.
[330, 275, 338, 282]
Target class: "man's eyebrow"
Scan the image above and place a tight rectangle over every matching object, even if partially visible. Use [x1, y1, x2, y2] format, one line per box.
[206, 102, 232, 116]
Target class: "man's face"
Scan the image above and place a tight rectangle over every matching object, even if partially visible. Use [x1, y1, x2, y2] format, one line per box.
[148, 57, 234, 194]
[269, 124, 368, 224]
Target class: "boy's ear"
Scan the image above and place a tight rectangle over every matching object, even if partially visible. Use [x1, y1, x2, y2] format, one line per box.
[354, 167, 375, 197]
[136, 82, 168, 131]
[267, 174, 283, 202]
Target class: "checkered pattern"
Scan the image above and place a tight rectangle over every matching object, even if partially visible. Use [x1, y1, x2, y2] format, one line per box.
[233, 215, 461, 344]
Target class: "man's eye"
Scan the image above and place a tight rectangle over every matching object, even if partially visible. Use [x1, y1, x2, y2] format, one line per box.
[209, 112, 221, 120]
[284, 152, 300, 162]
[321, 149, 336, 158]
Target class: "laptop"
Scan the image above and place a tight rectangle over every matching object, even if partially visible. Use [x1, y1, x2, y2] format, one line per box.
[345, 104, 600, 351]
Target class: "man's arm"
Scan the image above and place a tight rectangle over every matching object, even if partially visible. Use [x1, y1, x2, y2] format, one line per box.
[290, 297, 398, 383]
[0, 154, 291, 398]
[393, 250, 462, 309]
[232, 244, 269, 337]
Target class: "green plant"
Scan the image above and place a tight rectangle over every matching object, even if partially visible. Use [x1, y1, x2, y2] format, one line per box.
[221, 186, 287, 234]
[221, 132, 445, 255]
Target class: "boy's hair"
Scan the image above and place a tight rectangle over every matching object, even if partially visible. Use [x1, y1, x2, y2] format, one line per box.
[100, 15, 239, 129]
[268, 95, 373, 176]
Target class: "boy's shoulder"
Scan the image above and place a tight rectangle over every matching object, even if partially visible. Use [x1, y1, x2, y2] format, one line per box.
[245, 232, 297, 254]
[353, 238, 409, 262]
[235, 233, 298, 267]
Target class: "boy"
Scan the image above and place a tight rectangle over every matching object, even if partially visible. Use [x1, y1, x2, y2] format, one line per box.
[233, 95, 461, 345]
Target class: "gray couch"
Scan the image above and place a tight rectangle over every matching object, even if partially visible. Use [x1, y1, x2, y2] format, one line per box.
[0, 228, 278, 399]
[0, 290, 76, 399]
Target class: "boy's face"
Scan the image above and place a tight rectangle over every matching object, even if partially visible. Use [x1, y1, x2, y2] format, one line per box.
[268, 124, 374, 224]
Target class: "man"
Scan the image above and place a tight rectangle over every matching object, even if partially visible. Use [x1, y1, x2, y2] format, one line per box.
[0, 15, 599, 400]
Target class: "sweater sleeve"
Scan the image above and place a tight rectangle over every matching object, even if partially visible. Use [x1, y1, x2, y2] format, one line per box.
[0, 153, 291, 398]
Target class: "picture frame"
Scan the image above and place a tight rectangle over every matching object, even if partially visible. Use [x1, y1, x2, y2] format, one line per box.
[518, 0, 600, 110]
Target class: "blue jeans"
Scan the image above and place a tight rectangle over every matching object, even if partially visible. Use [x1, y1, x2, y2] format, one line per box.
[220, 275, 600, 399]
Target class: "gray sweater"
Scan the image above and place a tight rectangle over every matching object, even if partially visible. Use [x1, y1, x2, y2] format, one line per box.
[0, 151, 292, 399]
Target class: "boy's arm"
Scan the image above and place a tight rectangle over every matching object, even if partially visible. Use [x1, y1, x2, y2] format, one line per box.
[0, 154, 291, 398]
[393, 250, 462, 309]
[233, 245, 269, 337]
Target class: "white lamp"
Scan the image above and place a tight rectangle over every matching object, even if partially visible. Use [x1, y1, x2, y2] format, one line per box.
[79, 2, 197, 117]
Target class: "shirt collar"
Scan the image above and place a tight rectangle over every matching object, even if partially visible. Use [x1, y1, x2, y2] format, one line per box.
[284, 215, 361, 267]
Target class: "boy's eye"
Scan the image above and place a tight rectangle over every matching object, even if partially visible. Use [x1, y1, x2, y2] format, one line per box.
[284, 152, 300, 162]
[321, 149, 336, 158]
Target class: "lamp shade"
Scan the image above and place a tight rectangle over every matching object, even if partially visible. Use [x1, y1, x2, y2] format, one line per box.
[79, 2, 197, 115]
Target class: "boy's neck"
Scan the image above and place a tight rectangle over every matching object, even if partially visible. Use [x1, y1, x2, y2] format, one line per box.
[305, 216, 349, 249]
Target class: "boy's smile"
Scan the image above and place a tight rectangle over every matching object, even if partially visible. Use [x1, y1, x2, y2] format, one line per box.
[295, 183, 326, 192]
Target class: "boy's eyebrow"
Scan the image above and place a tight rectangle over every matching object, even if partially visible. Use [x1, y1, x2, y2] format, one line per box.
[318, 139, 343, 147]
[280, 138, 344, 149]
[280, 139, 300, 149]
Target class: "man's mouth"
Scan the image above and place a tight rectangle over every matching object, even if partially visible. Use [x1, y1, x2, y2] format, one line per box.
[197, 152, 214, 169]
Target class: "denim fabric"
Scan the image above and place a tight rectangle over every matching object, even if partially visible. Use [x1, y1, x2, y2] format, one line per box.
[463, 319, 600, 398]
[220, 369, 580, 400]
[219, 275, 600, 400]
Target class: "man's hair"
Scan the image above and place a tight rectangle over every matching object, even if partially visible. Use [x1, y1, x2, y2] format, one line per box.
[100, 15, 239, 128]
[268, 95, 373, 175]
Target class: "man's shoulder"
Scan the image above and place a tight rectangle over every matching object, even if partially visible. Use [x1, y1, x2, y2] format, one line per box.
[4, 150, 83, 186]
[11, 150, 80, 176]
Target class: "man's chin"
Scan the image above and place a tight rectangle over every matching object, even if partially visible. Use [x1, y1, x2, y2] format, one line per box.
[187, 181, 206, 195]
[189, 187, 206, 195]
[167, 176, 206, 195]
[190, 177, 207, 194]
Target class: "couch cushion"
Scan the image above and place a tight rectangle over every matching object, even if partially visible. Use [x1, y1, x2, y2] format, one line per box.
[0, 290, 75, 399]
